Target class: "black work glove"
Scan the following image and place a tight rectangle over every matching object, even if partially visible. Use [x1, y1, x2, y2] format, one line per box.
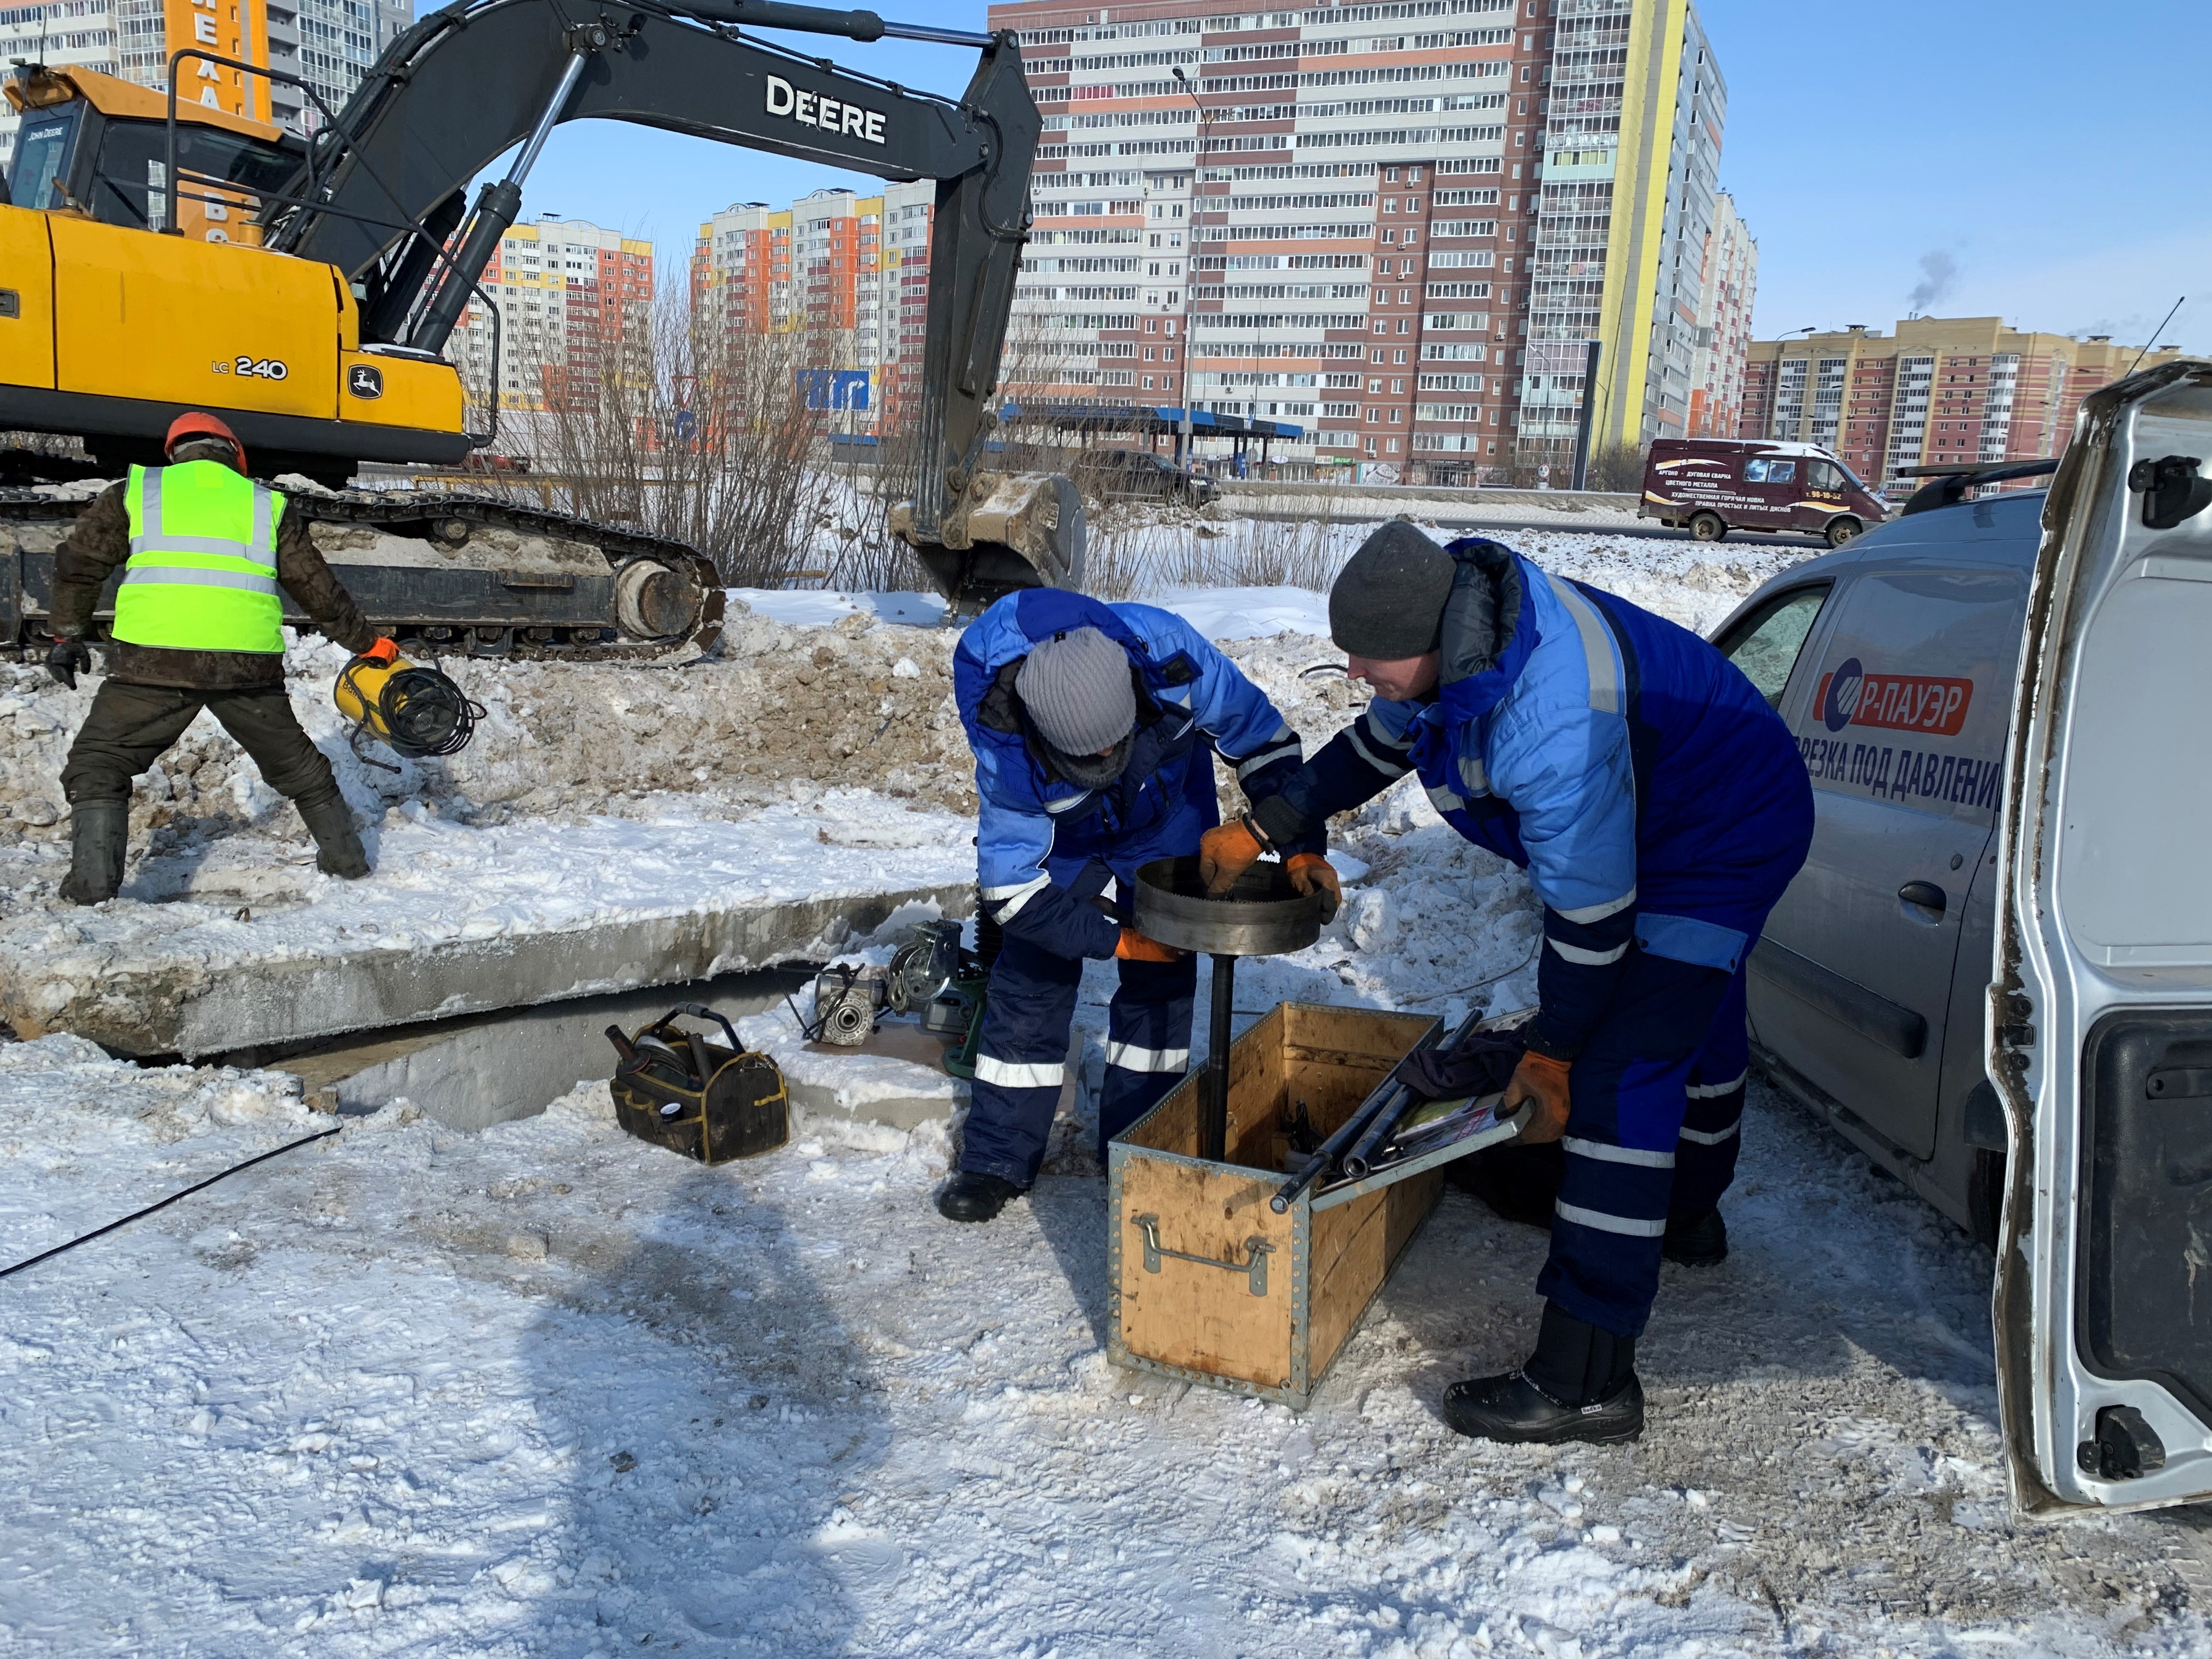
[45, 637, 91, 691]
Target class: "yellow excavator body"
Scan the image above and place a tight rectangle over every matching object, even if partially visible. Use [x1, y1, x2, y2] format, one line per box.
[1, 66, 466, 471]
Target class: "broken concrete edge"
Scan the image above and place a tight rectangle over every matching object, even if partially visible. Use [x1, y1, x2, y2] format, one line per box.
[4, 884, 975, 1060]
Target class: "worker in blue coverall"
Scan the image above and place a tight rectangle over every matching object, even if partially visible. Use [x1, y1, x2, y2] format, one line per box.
[936, 589, 1332, 1224]
[1201, 522, 1814, 1444]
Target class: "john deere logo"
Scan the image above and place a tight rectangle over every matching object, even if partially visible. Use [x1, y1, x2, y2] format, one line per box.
[348, 364, 384, 400]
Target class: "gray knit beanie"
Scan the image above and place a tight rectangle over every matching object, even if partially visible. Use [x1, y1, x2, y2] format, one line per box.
[1328, 520, 1455, 658]
[1016, 627, 1137, 755]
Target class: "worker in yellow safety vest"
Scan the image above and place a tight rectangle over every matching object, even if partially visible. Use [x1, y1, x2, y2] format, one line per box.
[44, 411, 397, 905]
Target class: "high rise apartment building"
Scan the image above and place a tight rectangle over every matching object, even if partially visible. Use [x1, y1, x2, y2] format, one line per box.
[0, 0, 412, 171]
[452, 216, 655, 413]
[1685, 188, 1751, 437]
[1740, 318, 2188, 487]
[985, 0, 1727, 481]
[692, 181, 936, 430]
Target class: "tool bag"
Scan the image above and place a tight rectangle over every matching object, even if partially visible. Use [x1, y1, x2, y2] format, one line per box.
[607, 1003, 788, 1164]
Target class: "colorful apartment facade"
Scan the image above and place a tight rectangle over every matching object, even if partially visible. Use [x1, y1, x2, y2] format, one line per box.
[452, 216, 656, 413]
[984, 0, 1728, 480]
[692, 180, 936, 431]
[1685, 189, 1753, 438]
[1739, 317, 2188, 486]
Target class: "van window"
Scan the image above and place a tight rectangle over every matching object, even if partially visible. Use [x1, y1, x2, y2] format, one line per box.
[1807, 460, 1844, 490]
[1716, 585, 1829, 708]
[1745, 458, 1798, 485]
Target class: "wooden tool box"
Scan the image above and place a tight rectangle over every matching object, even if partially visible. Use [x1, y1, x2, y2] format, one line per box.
[1107, 1002, 1451, 1408]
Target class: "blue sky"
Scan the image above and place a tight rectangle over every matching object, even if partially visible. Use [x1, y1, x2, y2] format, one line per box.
[522, 0, 2211, 352]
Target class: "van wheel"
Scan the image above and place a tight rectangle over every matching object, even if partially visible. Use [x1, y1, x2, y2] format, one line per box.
[1826, 516, 1864, 549]
[1688, 511, 1726, 543]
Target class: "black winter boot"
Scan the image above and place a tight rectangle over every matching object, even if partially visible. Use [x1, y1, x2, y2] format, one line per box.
[296, 793, 370, 879]
[936, 1171, 1024, 1224]
[58, 801, 128, 906]
[1662, 1206, 1728, 1268]
[1442, 1302, 1644, 1446]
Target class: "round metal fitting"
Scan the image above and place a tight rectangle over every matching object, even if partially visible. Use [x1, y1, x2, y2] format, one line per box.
[1134, 856, 1323, 958]
[613, 557, 704, 641]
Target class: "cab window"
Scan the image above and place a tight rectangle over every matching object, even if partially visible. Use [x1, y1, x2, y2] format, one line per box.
[1717, 585, 1830, 708]
[9, 110, 78, 211]
[1745, 457, 1798, 485]
[1807, 460, 1844, 491]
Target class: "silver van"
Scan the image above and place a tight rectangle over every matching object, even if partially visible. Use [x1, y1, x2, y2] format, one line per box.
[1709, 362, 2212, 1515]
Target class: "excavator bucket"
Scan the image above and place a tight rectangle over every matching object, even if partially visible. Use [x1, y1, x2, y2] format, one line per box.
[892, 472, 1086, 616]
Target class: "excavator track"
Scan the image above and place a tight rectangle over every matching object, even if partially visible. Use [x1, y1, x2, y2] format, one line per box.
[0, 484, 726, 663]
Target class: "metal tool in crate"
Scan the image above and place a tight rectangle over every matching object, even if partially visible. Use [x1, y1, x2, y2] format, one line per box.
[1279, 1006, 1534, 1211]
[1133, 855, 1325, 1161]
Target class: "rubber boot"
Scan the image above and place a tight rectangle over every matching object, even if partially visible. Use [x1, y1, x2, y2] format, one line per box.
[296, 793, 370, 879]
[1441, 1301, 1645, 1446]
[58, 801, 128, 906]
[936, 1171, 1024, 1224]
[1662, 1206, 1728, 1268]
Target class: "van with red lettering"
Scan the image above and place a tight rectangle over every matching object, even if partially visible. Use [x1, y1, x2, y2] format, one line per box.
[1708, 365, 2212, 1516]
[1640, 436, 1889, 548]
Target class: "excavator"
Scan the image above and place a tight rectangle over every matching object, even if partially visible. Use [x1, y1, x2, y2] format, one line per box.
[0, 0, 1082, 657]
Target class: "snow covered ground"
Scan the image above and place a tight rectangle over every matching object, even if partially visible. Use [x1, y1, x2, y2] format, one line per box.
[7, 527, 2205, 1654]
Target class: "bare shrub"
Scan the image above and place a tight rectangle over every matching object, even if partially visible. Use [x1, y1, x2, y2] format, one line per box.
[483, 296, 841, 588]
[1584, 441, 1646, 493]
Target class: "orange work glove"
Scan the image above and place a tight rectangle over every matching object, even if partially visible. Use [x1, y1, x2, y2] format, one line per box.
[1503, 1051, 1573, 1144]
[1198, 818, 1266, 894]
[361, 636, 399, 665]
[1284, 851, 1341, 923]
[1115, 928, 1184, 963]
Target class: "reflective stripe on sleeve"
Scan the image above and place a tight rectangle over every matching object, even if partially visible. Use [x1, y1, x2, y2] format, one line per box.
[1553, 1200, 1668, 1238]
[1684, 1071, 1747, 1099]
[1235, 740, 1303, 779]
[1554, 888, 1637, 925]
[1426, 782, 1465, 815]
[1545, 573, 1624, 717]
[1104, 1041, 1190, 1074]
[1548, 935, 1629, 966]
[984, 873, 1051, 921]
[1562, 1136, 1675, 1169]
[974, 1054, 1066, 1090]
[1346, 724, 1411, 776]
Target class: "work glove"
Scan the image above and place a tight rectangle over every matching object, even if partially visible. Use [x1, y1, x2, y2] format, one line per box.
[1198, 817, 1266, 895]
[1284, 851, 1341, 923]
[45, 637, 91, 691]
[361, 636, 399, 665]
[1503, 1051, 1573, 1144]
[1115, 928, 1184, 963]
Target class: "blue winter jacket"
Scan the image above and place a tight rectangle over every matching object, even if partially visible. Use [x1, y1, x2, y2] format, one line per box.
[1254, 539, 1813, 1058]
[955, 589, 1316, 961]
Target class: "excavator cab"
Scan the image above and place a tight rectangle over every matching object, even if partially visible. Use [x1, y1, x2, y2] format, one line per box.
[2, 65, 301, 244]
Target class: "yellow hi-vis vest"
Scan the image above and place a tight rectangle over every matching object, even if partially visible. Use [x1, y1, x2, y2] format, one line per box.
[112, 460, 286, 653]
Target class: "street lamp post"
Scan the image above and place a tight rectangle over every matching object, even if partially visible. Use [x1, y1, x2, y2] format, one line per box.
[1171, 64, 1210, 472]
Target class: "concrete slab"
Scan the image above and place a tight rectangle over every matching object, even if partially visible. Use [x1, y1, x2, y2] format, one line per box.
[268, 973, 973, 1136]
[0, 801, 976, 1058]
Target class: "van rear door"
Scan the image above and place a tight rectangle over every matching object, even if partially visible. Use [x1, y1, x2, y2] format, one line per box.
[1994, 360, 2212, 1513]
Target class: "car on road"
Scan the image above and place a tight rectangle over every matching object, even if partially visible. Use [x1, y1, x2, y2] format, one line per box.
[1644, 436, 1889, 548]
[1708, 360, 2212, 1515]
[1080, 447, 1217, 507]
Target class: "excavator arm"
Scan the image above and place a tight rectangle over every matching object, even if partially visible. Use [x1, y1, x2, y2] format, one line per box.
[259, 0, 1080, 603]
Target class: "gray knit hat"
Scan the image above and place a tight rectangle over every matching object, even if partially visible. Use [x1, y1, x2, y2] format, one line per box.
[1016, 627, 1137, 755]
[1328, 520, 1455, 658]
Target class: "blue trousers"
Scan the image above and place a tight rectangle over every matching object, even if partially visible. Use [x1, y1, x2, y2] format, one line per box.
[959, 935, 1197, 1187]
[1535, 950, 1751, 1338]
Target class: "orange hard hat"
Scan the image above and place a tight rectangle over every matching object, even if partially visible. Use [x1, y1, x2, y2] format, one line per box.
[164, 411, 245, 467]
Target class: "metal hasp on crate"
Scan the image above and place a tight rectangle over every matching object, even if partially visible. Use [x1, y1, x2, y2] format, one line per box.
[1133, 856, 1325, 1162]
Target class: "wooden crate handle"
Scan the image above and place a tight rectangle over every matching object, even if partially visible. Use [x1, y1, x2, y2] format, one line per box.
[1129, 1214, 1274, 1297]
